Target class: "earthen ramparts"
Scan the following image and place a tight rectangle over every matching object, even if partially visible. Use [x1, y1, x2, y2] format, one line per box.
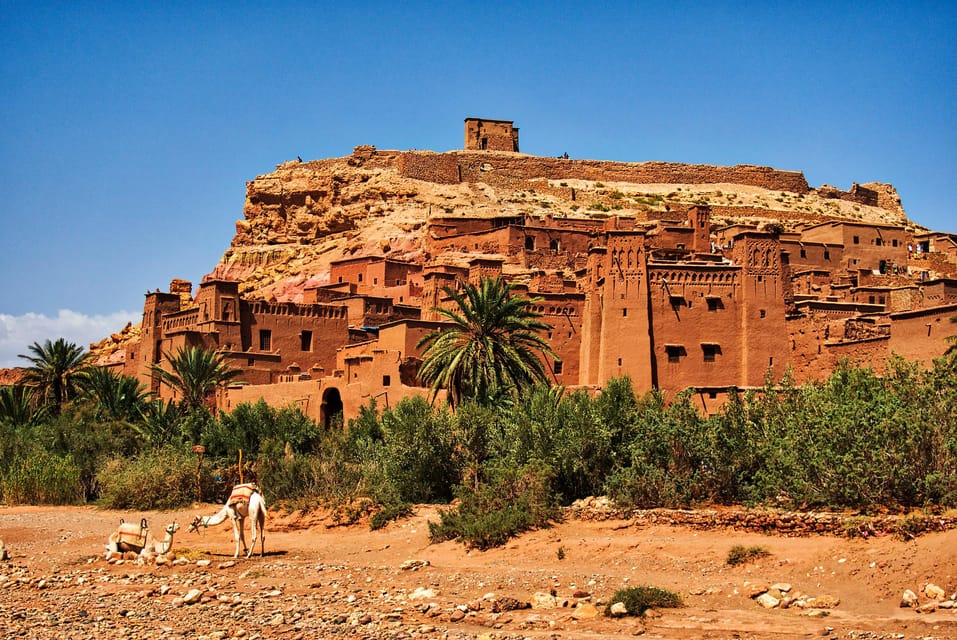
[397, 151, 811, 193]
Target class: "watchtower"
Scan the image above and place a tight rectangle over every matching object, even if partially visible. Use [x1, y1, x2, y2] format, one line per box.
[464, 118, 519, 152]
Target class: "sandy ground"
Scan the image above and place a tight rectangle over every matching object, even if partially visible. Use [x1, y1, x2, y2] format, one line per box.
[1, 503, 956, 639]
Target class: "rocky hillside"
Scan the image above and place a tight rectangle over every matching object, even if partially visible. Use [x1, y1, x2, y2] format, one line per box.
[203, 147, 913, 305]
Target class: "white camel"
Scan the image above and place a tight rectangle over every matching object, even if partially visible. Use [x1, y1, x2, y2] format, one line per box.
[105, 519, 180, 561]
[189, 483, 267, 559]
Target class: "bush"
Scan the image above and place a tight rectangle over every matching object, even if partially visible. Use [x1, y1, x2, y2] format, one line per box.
[726, 544, 770, 566]
[428, 461, 560, 550]
[98, 445, 206, 510]
[1, 448, 83, 505]
[605, 586, 682, 617]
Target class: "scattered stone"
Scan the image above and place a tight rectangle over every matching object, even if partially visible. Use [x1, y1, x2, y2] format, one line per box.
[400, 559, 430, 571]
[917, 601, 939, 614]
[492, 596, 530, 612]
[182, 588, 203, 604]
[771, 582, 792, 593]
[449, 608, 466, 622]
[196, 559, 211, 568]
[609, 601, 629, 617]
[756, 593, 780, 609]
[531, 591, 562, 609]
[268, 612, 285, 625]
[804, 608, 830, 618]
[924, 583, 946, 600]
[572, 602, 600, 619]
[409, 587, 436, 600]
[900, 589, 919, 608]
[807, 595, 840, 609]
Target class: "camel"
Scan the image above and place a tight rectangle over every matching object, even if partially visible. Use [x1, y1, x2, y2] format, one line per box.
[105, 519, 180, 561]
[189, 483, 267, 559]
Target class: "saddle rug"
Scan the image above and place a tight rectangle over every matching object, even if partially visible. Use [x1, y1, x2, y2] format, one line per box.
[228, 483, 258, 507]
[116, 521, 148, 547]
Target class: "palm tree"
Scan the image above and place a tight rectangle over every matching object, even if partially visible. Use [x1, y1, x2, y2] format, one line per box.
[150, 345, 241, 412]
[0, 385, 47, 427]
[18, 338, 91, 415]
[416, 277, 557, 407]
[80, 367, 152, 423]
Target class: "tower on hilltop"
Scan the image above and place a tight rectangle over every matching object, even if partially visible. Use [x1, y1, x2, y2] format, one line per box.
[464, 118, 519, 152]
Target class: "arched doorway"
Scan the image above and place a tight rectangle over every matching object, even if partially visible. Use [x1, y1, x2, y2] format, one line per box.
[320, 388, 343, 429]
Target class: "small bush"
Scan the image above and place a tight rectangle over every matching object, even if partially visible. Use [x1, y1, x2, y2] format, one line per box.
[605, 586, 682, 617]
[726, 544, 771, 566]
[369, 501, 412, 530]
[428, 461, 560, 550]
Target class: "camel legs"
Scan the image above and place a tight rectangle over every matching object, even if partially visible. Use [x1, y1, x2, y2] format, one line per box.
[231, 516, 248, 559]
[247, 509, 265, 559]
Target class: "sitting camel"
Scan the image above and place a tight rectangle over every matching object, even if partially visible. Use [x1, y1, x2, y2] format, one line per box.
[105, 519, 180, 561]
[189, 483, 267, 559]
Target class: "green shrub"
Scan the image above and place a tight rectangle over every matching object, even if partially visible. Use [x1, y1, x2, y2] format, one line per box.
[429, 461, 559, 550]
[605, 586, 682, 617]
[726, 544, 770, 566]
[98, 445, 205, 510]
[369, 501, 412, 530]
[1, 448, 83, 505]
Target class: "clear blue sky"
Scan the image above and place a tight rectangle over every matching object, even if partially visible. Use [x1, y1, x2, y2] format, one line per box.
[1, 1, 954, 366]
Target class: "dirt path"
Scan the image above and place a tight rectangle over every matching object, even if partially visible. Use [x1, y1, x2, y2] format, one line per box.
[1, 504, 955, 639]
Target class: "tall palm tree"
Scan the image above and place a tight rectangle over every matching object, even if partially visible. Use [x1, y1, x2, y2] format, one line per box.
[18, 338, 91, 415]
[150, 345, 241, 411]
[416, 277, 557, 407]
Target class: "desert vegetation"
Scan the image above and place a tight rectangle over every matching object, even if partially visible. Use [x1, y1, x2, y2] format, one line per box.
[2, 301, 957, 550]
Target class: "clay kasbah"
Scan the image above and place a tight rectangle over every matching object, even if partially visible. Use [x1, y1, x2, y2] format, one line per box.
[3, 119, 955, 639]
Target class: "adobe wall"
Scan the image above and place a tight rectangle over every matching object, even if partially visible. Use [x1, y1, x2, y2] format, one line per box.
[887, 304, 957, 365]
[397, 151, 811, 193]
[533, 293, 585, 387]
[647, 264, 745, 393]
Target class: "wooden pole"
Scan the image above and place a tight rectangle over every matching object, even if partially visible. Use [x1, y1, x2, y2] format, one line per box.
[238, 449, 243, 484]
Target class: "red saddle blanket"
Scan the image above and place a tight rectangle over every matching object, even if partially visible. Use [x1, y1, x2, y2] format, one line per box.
[228, 483, 258, 506]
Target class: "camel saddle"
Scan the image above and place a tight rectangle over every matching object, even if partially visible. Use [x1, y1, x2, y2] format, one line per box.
[116, 518, 148, 548]
[228, 483, 258, 507]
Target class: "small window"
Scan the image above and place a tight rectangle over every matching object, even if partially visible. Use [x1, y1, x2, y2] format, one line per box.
[373, 277, 378, 285]
[622, 308, 628, 317]
[525, 236, 535, 251]
[358, 273, 363, 282]
[382, 375, 391, 386]
[259, 329, 272, 351]
[617, 357, 622, 366]
[338, 276, 343, 283]
[892, 239, 898, 247]
[702, 344, 720, 362]
[553, 361, 563, 375]
[759, 309, 766, 318]
[247, 358, 254, 367]
[665, 345, 685, 363]
[879, 296, 885, 304]
[707, 298, 721, 311]
[800, 248, 806, 258]
[301, 330, 313, 352]
[853, 235, 860, 244]
[869, 295, 875, 304]
[875, 237, 883, 246]
[824, 250, 831, 260]
[549, 239, 560, 251]
[708, 391, 718, 399]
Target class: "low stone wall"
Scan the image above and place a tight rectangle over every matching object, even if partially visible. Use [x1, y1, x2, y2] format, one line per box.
[566, 497, 957, 538]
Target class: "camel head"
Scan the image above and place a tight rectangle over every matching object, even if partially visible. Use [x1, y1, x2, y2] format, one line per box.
[166, 521, 180, 536]
[187, 516, 203, 533]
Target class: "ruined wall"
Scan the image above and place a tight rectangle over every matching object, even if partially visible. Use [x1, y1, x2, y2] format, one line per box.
[396, 152, 460, 184]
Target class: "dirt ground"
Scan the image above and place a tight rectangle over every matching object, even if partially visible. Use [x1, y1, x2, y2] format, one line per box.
[1, 503, 955, 639]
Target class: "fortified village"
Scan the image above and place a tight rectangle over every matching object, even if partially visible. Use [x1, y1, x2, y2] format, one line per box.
[96, 119, 957, 426]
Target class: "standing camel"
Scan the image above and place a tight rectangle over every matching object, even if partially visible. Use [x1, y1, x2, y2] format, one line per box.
[189, 483, 267, 559]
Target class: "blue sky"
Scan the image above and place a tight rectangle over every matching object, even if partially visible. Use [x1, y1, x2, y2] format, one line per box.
[1, 1, 954, 367]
